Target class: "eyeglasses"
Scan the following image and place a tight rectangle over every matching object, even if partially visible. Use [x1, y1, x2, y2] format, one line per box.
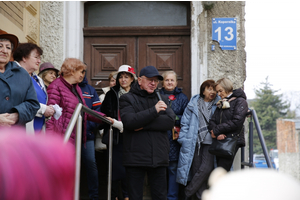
[31, 55, 42, 60]
[142, 77, 159, 83]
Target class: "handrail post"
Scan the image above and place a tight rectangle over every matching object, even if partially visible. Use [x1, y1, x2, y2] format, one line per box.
[252, 110, 273, 168]
[74, 115, 82, 200]
[249, 117, 254, 167]
[64, 103, 83, 143]
[107, 126, 113, 200]
[64, 103, 113, 200]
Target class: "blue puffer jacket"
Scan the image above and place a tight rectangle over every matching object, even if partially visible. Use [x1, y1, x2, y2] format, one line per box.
[176, 94, 220, 185]
[160, 87, 189, 161]
[79, 77, 102, 140]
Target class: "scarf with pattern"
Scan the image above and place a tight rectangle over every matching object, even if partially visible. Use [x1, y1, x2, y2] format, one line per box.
[197, 97, 214, 154]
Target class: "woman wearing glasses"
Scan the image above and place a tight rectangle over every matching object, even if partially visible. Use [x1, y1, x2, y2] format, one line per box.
[13, 43, 55, 133]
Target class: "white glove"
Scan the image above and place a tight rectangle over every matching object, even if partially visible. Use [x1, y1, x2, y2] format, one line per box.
[112, 119, 123, 133]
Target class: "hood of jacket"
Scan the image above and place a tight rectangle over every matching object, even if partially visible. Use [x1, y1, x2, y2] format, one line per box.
[188, 94, 220, 113]
[230, 88, 247, 100]
[78, 75, 88, 87]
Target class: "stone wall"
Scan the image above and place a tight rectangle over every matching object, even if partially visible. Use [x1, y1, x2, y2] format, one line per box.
[40, 1, 64, 70]
[277, 119, 300, 180]
[200, 1, 246, 89]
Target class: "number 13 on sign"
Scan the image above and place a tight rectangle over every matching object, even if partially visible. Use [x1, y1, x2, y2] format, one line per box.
[212, 18, 237, 50]
[214, 27, 234, 41]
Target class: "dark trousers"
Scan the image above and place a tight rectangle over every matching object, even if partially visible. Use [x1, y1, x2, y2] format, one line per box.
[112, 178, 128, 199]
[81, 140, 99, 199]
[216, 145, 239, 171]
[125, 166, 167, 200]
[185, 144, 214, 200]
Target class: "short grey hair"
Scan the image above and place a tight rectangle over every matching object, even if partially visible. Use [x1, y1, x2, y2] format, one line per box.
[216, 78, 233, 93]
[161, 70, 178, 85]
[0, 38, 13, 51]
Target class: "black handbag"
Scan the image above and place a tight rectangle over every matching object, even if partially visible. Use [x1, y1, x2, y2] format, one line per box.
[208, 136, 237, 159]
[208, 109, 238, 159]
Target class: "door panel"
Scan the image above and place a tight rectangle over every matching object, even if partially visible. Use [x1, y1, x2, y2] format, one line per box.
[138, 36, 190, 98]
[84, 37, 136, 92]
[84, 36, 191, 98]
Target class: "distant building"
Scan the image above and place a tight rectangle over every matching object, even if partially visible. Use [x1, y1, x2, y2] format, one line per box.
[277, 119, 300, 180]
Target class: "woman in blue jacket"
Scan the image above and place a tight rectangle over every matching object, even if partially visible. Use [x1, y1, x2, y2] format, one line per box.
[176, 80, 220, 200]
[160, 71, 189, 200]
[0, 30, 40, 127]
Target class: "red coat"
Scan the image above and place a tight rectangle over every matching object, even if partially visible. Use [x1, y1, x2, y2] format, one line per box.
[46, 76, 106, 145]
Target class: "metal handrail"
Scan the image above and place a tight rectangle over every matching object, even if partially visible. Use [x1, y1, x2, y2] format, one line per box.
[241, 109, 274, 169]
[64, 103, 113, 200]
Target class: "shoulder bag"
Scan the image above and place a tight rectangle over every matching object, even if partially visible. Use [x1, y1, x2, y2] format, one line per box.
[208, 110, 238, 159]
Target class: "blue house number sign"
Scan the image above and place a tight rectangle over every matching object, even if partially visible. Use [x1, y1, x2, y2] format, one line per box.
[212, 18, 237, 50]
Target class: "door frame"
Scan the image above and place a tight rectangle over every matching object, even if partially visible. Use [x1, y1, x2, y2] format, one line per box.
[64, 1, 205, 97]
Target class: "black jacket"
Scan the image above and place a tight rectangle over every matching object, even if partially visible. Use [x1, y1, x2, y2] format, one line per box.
[208, 88, 248, 138]
[100, 85, 121, 145]
[119, 82, 176, 167]
[79, 77, 102, 140]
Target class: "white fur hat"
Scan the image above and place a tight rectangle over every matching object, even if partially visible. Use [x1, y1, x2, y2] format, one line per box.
[114, 65, 137, 80]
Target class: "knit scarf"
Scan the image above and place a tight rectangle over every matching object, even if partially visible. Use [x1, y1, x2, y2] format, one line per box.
[118, 86, 129, 98]
[197, 97, 214, 154]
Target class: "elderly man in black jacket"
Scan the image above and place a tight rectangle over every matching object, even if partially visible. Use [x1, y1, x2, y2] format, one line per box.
[119, 65, 176, 200]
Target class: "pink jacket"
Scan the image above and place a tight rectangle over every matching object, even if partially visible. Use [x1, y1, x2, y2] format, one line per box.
[46, 76, 106, 145]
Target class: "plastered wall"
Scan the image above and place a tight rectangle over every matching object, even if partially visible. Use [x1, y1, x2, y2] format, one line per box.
[39, 1, 64, 70]
[200, 1, 246, 89]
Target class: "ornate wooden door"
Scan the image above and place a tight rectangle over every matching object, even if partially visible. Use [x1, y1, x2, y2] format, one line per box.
[84, 35, 190, 98]
[138, 36, 190, 97]
[84, 36, 136, 90]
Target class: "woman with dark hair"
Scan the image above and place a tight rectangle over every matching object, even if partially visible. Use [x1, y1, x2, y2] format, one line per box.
[101, 65, 136, 200]
[177, 80, 221, 200]
[13, 43, 54, 133]
[159, 70, 189, 200]
[0, 30, 39, 127]
[208, 78, 248, 171]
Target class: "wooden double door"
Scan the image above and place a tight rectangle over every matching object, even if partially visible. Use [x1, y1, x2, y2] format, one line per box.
[84, 35, 191, 98]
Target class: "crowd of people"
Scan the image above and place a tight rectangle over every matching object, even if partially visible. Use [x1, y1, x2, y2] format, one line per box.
[0, 29, 250, 200]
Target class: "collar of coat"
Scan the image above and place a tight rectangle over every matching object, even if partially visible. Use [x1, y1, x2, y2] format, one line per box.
[130, 81, 156, 98]
[59, 76, 78, 90]
[216, 97, 237, 109]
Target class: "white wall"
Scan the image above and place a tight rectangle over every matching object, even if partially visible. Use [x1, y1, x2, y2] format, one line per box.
[63, 1, 85, 61]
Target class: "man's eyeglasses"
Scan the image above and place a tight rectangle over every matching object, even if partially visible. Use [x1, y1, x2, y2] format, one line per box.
[142, 77, 159, 83]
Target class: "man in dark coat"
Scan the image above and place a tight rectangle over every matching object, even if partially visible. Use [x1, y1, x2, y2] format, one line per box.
[119, 66, 176, 200]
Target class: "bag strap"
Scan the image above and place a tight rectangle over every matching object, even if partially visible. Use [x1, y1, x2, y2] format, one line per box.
[220, 110, 223, 123]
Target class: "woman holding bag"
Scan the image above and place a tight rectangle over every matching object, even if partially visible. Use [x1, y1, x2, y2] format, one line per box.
[176, 80, 220, 200]
[208, 78, 248, 171]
